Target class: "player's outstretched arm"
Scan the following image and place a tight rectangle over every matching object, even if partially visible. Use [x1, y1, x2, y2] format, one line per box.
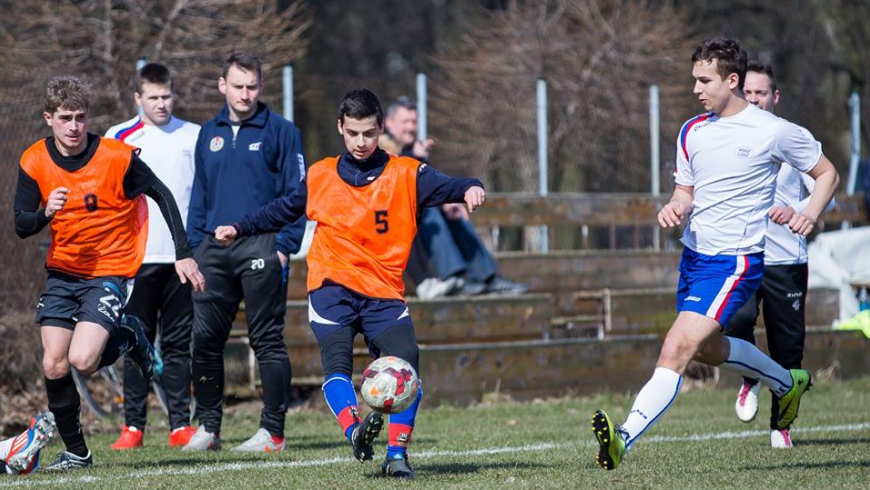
[658, 185, 694, 228]
[416, 163, 485, 210]
[788, 155, 839, 236]
[234, 182, 308, 238]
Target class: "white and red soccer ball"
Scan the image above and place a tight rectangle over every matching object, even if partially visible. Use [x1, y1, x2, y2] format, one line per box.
[360, 356, 419, 414]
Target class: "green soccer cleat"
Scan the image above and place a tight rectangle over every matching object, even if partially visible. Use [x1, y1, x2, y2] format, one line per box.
[774, 369, 812, 430]
[591, 409, 626, 471]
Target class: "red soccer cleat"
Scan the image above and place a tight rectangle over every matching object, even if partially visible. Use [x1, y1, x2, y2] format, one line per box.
[111, 425, 144, 450]
[168, 426, 197, 447]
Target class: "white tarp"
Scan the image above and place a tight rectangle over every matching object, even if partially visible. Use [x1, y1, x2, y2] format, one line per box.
[807, 225, 870, 322]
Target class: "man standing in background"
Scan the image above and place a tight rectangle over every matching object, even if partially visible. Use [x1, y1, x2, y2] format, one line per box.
[105, 63, 200, 450]
[726, 61, 834, 449]
[184, 52, 306, 452]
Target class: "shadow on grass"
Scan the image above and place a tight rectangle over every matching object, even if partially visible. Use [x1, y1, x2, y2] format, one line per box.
[795, 437, 870, 447]
[745, 460, 869, 470]
[282, 436, 438, 451]
[364, 460, 550, 479]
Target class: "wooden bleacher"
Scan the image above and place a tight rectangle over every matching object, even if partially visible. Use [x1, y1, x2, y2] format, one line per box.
[225, 192, 870, 404]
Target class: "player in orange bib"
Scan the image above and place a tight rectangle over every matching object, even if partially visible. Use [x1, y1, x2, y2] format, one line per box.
[215, 89, 485, 478]
[13, 76, 205, 471]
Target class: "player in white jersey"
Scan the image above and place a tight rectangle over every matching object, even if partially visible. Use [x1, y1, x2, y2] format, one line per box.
[725, 62, 834, 449]
[590, 38, 840, 471]
[104, 63, 200, 449]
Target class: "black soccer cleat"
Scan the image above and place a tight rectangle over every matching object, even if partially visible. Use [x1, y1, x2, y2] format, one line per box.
[43, 450, 93, 471]
[382, 454, 416, 479]
[120, 314, 162, 382]
[351, 411, 384, 463]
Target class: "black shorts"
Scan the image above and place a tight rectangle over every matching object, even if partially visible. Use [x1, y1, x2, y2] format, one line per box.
[36, 270, 131, 333]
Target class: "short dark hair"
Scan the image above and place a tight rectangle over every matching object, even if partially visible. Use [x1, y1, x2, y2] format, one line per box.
[338, 89, 384, 125]
[134, 63, 172, 93]
[44, 75, 90, 114]
[746, 61, 777, 93]
[386, 96, 416, 118]
[221, 52, 262, 82]
[691, 38, 748, 91]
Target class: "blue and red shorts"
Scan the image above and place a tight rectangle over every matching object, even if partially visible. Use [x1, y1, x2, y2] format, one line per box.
[676, 248, 764, 327]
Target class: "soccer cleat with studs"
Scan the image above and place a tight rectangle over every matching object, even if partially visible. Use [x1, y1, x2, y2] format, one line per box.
[120, 315, 163, 382]
[591, 409, 626, 471]
[351, 411, 384, 463]
[5, 411, 57, 474]
[774, 369, 811, 430]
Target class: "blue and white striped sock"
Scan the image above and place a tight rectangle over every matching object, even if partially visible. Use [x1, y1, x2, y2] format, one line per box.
[722, 337, 792, 396]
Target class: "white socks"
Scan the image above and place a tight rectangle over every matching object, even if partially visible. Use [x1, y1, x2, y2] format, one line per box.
[722, 337, 792, 396]
[622, 367, 682, 450]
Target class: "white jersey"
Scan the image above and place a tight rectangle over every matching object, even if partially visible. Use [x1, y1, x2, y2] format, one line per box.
[675, 104, 821, 255]
[105, 116, 200, 264]
[764, 164, 835, 265]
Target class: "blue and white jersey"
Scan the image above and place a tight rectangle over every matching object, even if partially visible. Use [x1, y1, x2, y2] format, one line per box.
[106, 116, 200, 264]
[675, 104, 821, 255]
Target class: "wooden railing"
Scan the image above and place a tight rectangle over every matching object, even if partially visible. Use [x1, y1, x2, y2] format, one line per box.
[469, 192, 866, 250]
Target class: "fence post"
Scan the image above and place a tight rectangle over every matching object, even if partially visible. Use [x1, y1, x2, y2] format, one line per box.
[283, 65, 294, 122]
[416, 73, 427, 141]
[537, 78, 549, 253]
[844, 91, 861, 229]
[650, 84, 661, 250]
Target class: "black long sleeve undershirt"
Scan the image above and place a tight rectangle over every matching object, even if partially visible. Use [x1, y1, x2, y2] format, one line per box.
[14, 135, 192, 260]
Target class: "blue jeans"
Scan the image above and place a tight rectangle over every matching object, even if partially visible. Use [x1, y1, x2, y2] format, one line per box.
[415, 207, 498, 283]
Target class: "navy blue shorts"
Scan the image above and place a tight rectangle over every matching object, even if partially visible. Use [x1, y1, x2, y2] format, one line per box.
[307, 283, 413, 344]
[36, 270, 131, 333]
[676, 248, 763, 327]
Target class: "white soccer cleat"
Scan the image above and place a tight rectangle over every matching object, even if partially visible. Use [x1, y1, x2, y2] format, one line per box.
[6, 411, 57, 474]
[181, 426, 221, 451]
[735, 380, 760, 422]
[770, 428, 793, 448]
[231, 428, 284, 453]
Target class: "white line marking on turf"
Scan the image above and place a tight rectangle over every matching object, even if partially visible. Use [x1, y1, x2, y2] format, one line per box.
[3, 422, 868, 487]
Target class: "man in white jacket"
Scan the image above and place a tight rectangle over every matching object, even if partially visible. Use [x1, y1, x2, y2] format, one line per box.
[105, 63, 200, 450]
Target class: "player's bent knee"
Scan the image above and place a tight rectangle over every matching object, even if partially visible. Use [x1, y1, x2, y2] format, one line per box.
[68, 352, 99, 375]
[43, 357, 71, 379]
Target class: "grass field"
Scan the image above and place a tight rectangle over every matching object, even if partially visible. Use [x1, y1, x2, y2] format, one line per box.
[6, 377, 870, 489]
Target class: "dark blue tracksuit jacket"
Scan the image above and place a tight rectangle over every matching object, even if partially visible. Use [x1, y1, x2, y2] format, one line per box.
[235, 148, 483, 236]
[187, 102, 306, 255]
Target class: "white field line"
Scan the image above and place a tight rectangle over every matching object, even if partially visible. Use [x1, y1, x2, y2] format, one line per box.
[2, 422, 868, 487]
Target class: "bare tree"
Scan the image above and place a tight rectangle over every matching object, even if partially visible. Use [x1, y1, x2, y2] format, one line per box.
[429, 0, 695, 194]
[0, 0, 311, 127]
[0, 0, 311, 310]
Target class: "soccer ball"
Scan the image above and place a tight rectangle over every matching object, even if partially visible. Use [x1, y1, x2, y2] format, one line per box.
[360, 356, 419, 414]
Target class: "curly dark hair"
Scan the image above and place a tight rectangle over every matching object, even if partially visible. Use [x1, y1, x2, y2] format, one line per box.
[691, 38, 748, 91]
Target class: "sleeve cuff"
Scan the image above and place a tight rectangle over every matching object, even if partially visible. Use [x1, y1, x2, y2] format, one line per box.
[275, 242, 292, 256]
[175, 247, 193, 260]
